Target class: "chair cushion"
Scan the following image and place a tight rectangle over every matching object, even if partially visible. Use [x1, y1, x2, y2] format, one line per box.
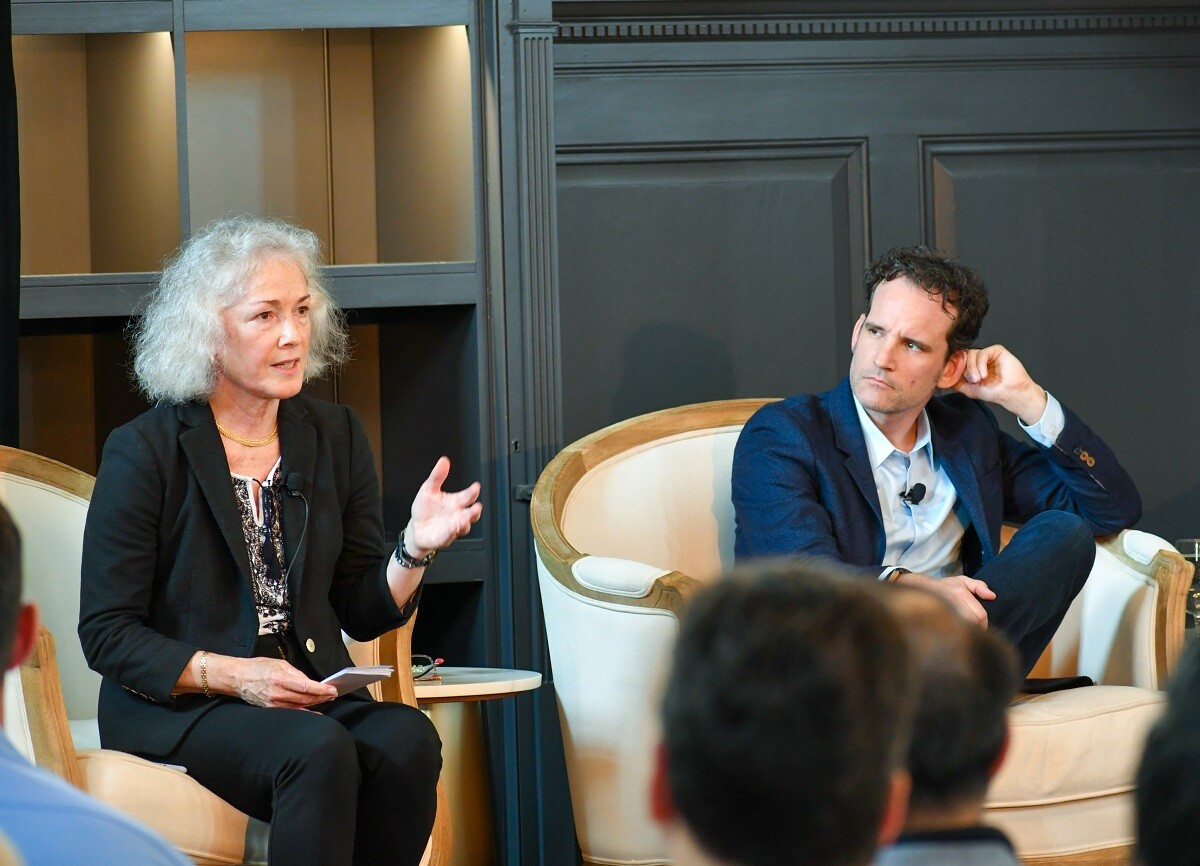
[988, 685, 1165, 807]
[78, 749, 250, 866]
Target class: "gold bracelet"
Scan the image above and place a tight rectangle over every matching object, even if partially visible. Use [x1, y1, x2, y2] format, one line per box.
[199, 651, 211, 698]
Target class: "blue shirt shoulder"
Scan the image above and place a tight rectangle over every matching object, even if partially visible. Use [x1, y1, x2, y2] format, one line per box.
[0, 736, 189, 866]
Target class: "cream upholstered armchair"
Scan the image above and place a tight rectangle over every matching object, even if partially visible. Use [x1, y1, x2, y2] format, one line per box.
[531, 399, 1191, 866]
[0, 445, 450, 866]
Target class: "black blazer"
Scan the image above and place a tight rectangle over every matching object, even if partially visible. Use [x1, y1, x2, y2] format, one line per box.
[79, 397, 415, 757]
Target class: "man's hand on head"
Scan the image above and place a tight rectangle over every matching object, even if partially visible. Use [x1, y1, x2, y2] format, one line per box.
[893, 571, 996, 627]
[951, 344, 1048, 425]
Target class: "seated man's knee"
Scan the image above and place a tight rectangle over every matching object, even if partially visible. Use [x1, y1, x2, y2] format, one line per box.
[1023, 511, 1096, 575]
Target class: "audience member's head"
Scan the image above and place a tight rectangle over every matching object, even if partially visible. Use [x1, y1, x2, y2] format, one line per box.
[882, 585, 1022, 828]
[651, 558, 917, 866]
[1136, 640, 1200, 866]
[0, 501, 37, 711]
[864, 245, 990, 355]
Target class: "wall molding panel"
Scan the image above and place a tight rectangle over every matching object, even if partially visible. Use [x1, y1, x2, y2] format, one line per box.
[908, 133, 1200, 537]
[555, 54, 1200, 78]
[920, 130, 1200, 249]
[555, 12, 1200, 43]
[556, 138, 868, 440]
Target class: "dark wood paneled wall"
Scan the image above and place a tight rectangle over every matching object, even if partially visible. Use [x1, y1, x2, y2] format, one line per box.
[553, 2, 1200, 542]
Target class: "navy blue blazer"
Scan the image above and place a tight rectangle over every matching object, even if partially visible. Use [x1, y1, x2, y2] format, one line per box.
[732, 378, 1141, 579]
[79, 397, 416, 757]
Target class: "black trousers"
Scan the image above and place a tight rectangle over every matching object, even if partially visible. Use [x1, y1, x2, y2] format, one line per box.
[161, 632, 441, 866]
[976, 510, 1097, 676]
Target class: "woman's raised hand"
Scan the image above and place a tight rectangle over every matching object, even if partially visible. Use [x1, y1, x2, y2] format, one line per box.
[406, 457, 483, 557]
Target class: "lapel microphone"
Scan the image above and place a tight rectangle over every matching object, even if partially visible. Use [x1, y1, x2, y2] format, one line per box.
[900, 482, 926, 506]
[283, 473, 307, 499]
[282, 473, 309, 586]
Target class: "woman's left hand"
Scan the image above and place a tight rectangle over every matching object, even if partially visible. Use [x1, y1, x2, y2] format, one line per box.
[406, 457, 482, 557]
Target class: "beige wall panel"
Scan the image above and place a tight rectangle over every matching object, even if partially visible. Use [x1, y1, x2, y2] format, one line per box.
[19, 335, 97, 474]
[14, 36, 92, 275]
[186, 30, 331, 248]
[86, 32, 180, 273]
[327, 30, 379, 265]
[373, 27, 475, 263]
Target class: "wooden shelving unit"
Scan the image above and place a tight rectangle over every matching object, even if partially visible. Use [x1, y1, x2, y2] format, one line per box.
[13, 0, 494, 668]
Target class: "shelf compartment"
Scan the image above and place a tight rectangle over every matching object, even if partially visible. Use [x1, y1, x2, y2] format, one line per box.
[352, 305, 483, 542]
[412, 580, 487, 668]
[184, 26, 476, 266]
[14, 32, 181, 276]
[19, 317, 148, 474]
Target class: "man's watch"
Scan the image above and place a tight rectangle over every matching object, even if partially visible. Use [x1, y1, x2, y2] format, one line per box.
[885, 567, 911, 583]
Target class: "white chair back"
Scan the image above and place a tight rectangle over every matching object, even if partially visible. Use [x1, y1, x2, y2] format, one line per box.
[534, 401, 769, 866]
[561, 426, 742, 584]
[0, 452, 98, 726]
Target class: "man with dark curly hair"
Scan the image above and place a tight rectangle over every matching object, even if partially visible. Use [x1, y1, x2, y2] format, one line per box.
[733, 245, 1141, 675]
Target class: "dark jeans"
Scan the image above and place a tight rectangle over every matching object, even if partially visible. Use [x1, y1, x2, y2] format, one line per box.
[976, 510, 1097, 676]
[162, 632, 441, 866]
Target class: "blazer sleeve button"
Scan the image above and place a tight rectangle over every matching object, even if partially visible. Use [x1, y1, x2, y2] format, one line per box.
[305, 638, 316, 653]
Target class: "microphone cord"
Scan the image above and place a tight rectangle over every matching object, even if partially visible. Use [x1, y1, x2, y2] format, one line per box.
[282, 480, 309, 586]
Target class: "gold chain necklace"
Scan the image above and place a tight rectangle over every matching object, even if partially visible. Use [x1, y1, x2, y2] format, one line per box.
[215, 421, 279, 448]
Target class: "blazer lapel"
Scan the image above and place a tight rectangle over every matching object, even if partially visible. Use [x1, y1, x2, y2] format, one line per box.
[828, 380, 884, 537]
[278, 398, 317, 597]
[177, 403, 255, 583]
[930, 416, 995, 562]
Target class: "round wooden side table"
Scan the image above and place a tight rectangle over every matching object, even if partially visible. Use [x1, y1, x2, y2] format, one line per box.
[414, 667, 542, 866]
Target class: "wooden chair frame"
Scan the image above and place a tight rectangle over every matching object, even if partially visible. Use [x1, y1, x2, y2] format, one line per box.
[532, 398, 771, 619]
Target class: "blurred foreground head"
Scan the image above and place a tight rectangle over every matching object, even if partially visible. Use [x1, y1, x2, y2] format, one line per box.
[653, 558, 916, 866]
[1137, 641, 1200, 866]
[882, 585, 1021, 822]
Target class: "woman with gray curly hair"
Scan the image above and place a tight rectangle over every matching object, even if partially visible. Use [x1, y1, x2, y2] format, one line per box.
[79, 216, 481, 866]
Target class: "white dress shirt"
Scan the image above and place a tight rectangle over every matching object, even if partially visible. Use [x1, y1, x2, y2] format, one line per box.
[852, 392, 1065, 579]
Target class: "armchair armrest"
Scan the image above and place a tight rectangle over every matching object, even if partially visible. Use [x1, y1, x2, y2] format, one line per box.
[1032, 529, 1191, 689]
[1101, 531, 1191, 686]
[17, 625, 84, 788]
[346, 615, 421, 707]
[569, 556, 699, 617]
